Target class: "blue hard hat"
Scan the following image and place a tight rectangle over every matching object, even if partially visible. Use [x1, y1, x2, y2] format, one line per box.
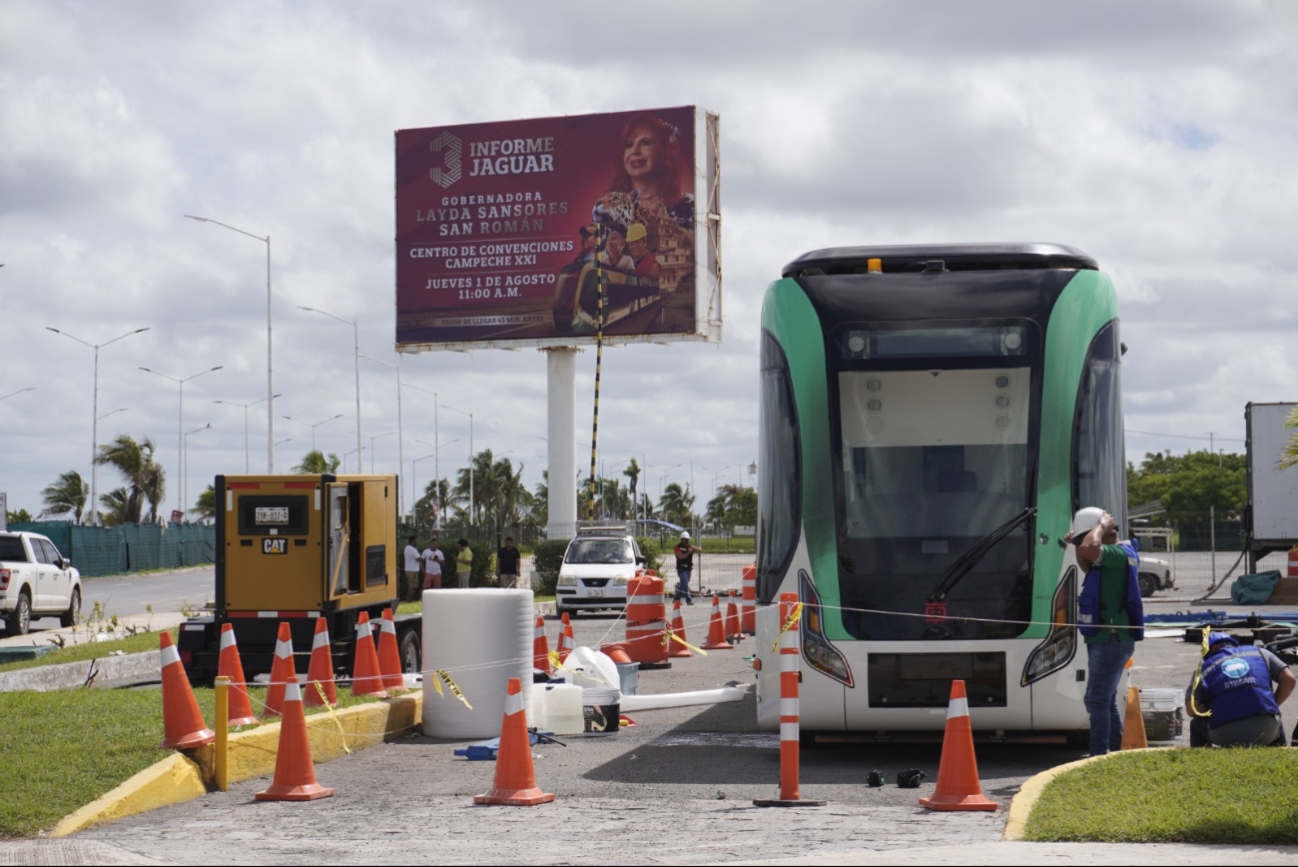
[1208, 632, 1238, 647]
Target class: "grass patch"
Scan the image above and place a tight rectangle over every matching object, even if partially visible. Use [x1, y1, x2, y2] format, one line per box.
[0, 630, 176, 674]
[1024, 749, 1298, 844]
[698, 537, 755, 555]
[0, 685, 383, 838]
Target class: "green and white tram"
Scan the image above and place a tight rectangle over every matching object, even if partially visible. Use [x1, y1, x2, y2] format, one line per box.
[755, 244, 1125, 742]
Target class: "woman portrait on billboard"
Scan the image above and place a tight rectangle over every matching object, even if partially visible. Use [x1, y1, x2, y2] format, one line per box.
[592, 113, 694, 294]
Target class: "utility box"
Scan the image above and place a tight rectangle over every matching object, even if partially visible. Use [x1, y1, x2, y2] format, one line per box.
[1245, 402, 1298, 571]
[179, 473, 413, 684]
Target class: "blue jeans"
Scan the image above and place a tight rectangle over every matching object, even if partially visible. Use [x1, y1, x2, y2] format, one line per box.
[675, 569, 692, 603]
[1084, 638, 1135, 756]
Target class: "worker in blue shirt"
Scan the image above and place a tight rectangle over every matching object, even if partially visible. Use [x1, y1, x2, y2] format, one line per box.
[1185, 632, 1294, 747]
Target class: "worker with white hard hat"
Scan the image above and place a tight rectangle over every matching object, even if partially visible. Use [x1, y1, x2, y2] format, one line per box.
[1063, 507, 1145, 756]
[673, 531, 702, 605]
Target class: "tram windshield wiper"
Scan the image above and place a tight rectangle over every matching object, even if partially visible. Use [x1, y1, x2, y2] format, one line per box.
[927, 507, 1036, 603]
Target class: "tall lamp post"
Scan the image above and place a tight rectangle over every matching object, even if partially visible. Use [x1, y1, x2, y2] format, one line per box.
[184, 215, 275, 472]
[439, 403, 473, 524]
[299, 306, 362, 467]
[140, 364, 224, 514]
[367, 432, 395, 472]
[183, 423, 211, 521]
[47, 326, 150, 526]
[360, 353, 404, 518]
[411, 453, 435, 526]
[214, 393, 281, 473]
[0, 387, 35, 402]
[283, 413, 343, 453]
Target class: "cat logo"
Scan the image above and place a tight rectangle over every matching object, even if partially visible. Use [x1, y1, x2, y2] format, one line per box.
[262, 538, 288, 555]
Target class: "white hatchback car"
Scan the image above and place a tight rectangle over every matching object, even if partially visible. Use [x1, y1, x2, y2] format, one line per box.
[0, 531, 82, 634]
[555, 529, 646, 617]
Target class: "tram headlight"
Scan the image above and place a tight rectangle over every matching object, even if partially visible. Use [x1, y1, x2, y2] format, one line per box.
[798, 569, 855, 688]
[1021, 567, 1078, 687]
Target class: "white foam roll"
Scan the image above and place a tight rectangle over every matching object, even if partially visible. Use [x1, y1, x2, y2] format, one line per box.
[422, 588, 535, 738]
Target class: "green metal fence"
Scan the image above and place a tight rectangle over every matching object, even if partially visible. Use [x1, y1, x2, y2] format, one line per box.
[8, 522, 215, 577]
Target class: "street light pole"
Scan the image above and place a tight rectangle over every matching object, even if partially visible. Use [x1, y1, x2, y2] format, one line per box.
[360, 354, 404, 518]
[185, 215, 275, 472]
[141, 365, 224, 514]
[214, 394, 280, 473]
[283, 413, 344, 453]
[439, 403, 473, 524]
[0, 387, 35, 402]
[367, 432, 395, 472]
[47, 326, 149, 526]
[299, 306, 362, 467]
[183, 423, 211, 521]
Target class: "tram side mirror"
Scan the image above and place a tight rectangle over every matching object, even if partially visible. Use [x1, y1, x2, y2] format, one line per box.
[1120, 342, 1128, 356]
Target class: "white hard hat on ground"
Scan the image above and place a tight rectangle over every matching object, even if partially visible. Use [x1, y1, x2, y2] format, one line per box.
[1071, 507, 1105, 536]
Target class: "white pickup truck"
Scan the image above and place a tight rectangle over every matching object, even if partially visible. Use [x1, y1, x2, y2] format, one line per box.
[0, 531, 82, 634]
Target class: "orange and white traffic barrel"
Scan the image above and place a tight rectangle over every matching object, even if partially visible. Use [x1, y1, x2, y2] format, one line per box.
[624, 572, 670, 668]
[753, 592, 824, 807]
[741, 563, 757, 635]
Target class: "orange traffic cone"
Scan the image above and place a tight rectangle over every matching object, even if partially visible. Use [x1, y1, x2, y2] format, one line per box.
[601, 643, 633, 665]
[919, 680, 998, 812]
[474, 678, 555, 806]
[263, 623, 295, 718]
[255, 674, 335, 802]
[668, 599, 692, 658]
[533, 616, 552, 676]
[217, 624, 259, 727]
[702, 596, 733, 650]
[377, 608, 405, 692]
[559, 621, 575, 664]
[725, 591, 742, 643]
[304, 618, 337, 707]
[1120, 686, 1148, 750]
[351, 612, 389, 698]
[158, 632, 216, 750]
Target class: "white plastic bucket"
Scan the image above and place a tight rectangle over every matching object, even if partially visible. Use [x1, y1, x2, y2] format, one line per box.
[1140, 687, 1184, 746]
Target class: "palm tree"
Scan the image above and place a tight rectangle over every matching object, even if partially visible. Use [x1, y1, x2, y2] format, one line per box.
[623, 459, 640, 510]
[42, 470, 89, 524]
[659, 482, 695, 528]
[1282, 406, 1298, 470]
[94, 435, 164, 524]
[293, 449, 341, 474]
[99, 487, 131, 526]
[415, 478, 450, 527]
[193, 484, 217, 522]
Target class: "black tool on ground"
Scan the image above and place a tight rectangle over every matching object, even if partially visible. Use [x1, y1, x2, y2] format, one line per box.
[896, 769, 926, 788]
[528, 729, 567, 748]
[867, 770, 885, 788]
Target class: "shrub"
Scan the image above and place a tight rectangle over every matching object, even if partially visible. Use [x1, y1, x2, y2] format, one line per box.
[532, 539, 570, 596]
[635, 536, 663, 575]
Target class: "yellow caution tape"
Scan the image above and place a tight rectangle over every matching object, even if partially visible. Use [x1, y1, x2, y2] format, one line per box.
[772, 602, 804, 654]
[311, 681, 351, 755]
[1188, 626, 1213, 718]
[667, 629, 708, 656]
[435, 669, 473, 710]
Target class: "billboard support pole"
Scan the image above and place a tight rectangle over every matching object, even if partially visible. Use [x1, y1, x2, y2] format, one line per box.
[545, 348, 578, 539]
[588, 228, 605, 522]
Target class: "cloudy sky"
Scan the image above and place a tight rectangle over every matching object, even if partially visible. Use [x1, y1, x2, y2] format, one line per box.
[2, 1, 1295, 522]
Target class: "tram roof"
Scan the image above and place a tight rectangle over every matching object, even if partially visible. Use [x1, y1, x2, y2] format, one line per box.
[782, 243, 1098, 278]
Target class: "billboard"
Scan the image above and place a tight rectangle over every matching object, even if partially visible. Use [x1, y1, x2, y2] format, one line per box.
[1246, 401, 1298, 544]
[395, 106, 720, 351]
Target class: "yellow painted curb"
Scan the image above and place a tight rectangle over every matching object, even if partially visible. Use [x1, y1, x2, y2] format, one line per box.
[1003, 748, 1162, 841]
[51, 753, 207, 838]
[51, 692, 423, 837]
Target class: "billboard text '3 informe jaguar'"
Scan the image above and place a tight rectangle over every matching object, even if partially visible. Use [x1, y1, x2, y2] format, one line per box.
[395, 106, 720, 352]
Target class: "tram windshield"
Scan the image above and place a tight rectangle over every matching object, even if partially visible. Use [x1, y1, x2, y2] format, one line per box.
[832, 324, 1038, 641]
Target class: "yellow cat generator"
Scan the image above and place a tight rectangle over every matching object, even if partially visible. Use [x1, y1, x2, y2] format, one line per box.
[178, 474, 423, 685]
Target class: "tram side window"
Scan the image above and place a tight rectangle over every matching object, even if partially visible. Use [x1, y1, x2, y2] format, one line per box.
[1072, 320, 1125, 527]
[757, 330, 801, 604]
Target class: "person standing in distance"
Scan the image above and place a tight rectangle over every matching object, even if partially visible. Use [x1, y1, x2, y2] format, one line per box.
[1064, 507, 1145, 757]
[673, 531, 702, 605]
[422, 537, 444, 591]
[497, 536, 523, 590]
[455, 538, 473, 589]
[402, 536, 422, 603]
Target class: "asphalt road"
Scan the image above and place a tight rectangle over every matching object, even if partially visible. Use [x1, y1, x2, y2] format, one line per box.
[13, 567, 216, 636]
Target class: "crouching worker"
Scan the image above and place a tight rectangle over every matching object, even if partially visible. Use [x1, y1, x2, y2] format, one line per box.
[1185, 631, 1294, 747]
